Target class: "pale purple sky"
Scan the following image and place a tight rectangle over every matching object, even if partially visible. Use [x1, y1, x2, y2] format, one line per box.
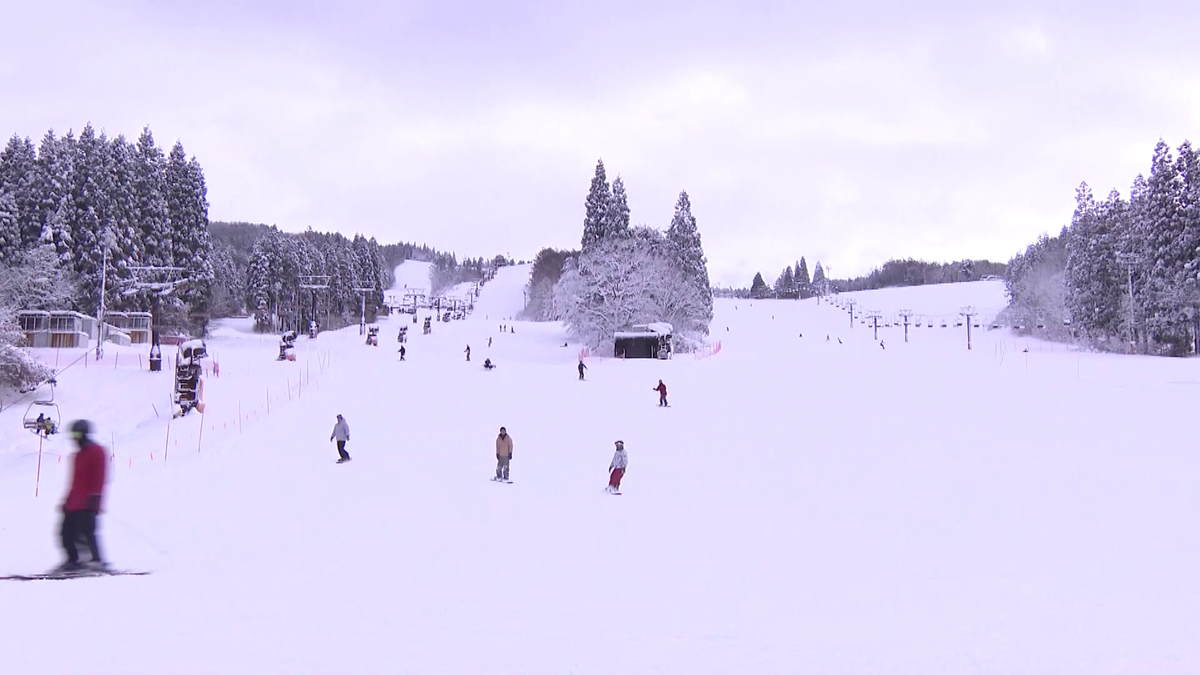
[3, 0, 1198, 286]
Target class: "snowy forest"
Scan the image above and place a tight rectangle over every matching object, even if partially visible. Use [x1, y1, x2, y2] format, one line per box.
[1005, 139, 1200, 356]
[723, 257, 1008, 300]
[523, 159, 714, 350]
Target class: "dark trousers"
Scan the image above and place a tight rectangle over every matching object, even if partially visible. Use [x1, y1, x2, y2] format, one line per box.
[609, 468, 625, 489]
[336, 440, 350, 460]
[61, 510, 101, 564]
[659, 394, 668, 406]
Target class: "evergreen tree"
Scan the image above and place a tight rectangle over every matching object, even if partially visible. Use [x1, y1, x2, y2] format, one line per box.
[796, 257, 811, 297]
[774, 266, 795, 298]
[749, 272, 770, 298]
[812, 262, 827, 295]
[0, 191, 19, 262]
[607, 176, 631, 236]
[68, 123, 111, 314]
[666, 190, 714, 333]
[581, 159, 612, 250]
[1065, 183, 1126, 340]
[0, 135, 39, 247]
[33, 130, 73, 255]
[134, 127, 171, 268]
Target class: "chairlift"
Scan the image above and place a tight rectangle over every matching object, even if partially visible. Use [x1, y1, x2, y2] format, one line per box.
[21, 378, 60, 437]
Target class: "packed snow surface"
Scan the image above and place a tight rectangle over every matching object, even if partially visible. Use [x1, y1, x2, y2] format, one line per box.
[1, 278, 1197, 674]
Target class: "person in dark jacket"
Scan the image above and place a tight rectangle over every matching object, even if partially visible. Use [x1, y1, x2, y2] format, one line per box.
[578, 360, 587, 380]
[654, 380, 668, 406]
[58, 419, 107, 571]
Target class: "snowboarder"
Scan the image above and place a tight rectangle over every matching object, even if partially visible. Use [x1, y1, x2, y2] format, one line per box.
[494, 427, 513, 481]
[329, 414, 351, 463]
[398, 345, 406, 361]
[654, 380, 668, 407]
[464, 345, 471, 362]
[57, 420, 107, 572]
[483, 358, 496, 370]
[606, 440, 627, 493]
[578, 360, 587, 380]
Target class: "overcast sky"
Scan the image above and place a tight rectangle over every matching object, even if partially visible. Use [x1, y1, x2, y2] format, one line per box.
[3, 1, 1198, 286]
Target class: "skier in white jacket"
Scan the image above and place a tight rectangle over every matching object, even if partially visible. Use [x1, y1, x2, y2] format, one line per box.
[607, 440, 627, 493]
[329, 414, 351, 463]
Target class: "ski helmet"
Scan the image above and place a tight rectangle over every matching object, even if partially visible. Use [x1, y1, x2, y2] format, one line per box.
[68, 419, 92, 440]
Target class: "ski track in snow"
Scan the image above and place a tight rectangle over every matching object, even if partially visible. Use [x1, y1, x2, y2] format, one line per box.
[0, 278, 1198, 674]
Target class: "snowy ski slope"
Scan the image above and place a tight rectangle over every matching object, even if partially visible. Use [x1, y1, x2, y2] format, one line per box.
[1, 277, 1197, 674]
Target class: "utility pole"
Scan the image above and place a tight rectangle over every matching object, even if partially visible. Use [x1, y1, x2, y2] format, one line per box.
[847, 299, 856, 328]
[1116, 253, 1139, 352]
[898, 309, 913, 343]
[867, 310, 881, 340]
[95, 231, 115, 360]
[960, 306, 978, 350]
[124, 265, 188, 355]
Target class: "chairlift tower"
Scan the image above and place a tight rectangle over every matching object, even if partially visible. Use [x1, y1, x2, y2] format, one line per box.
[960, 305, 978, 350]
[352, 282, 375, 335]
[299, 275, 331, 335]
[867, 310, 882, 340]
[898, 309, 914, 343]
[847, 299, 856, 328]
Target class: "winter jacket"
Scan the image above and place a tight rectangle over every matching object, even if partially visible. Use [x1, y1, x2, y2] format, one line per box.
[64, 441, 107, 512]
[496, 433, 513, 459]
[655, 382, 667, 396]
[330, 419, 350, 442]
[609, 448, 628, 471]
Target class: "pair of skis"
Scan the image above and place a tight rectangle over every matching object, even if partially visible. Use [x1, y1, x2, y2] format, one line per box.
[1, 568, 151, 582]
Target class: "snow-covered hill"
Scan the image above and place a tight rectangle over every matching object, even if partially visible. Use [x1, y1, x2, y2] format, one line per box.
[472, 263, 530, 322]
[383, 260, 432, 305]
[1, 280, 1198, 674]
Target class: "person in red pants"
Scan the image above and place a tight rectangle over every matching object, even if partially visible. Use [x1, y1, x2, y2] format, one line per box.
[607, 440, 628, 493]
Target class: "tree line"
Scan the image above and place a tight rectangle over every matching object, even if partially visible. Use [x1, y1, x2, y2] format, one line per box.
[1004, 139, 1200, 355]
[523, 159, 714, 349]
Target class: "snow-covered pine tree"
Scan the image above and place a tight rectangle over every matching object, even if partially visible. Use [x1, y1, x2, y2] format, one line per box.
[0, 135, 39, 247]
[1138, 140, 1189, 347]
[749, 272, 770, 298]
[581, 159, 612, 251]
[0, 191, 19, 263]
[33, 130, 73, 259]
[1065, 182, 1127, 342]
[811, 262, 827, 295]
[796, 257, 811, 298]
[134, 127, 172, 268]
[105, 135, 144, 311]
[68, 123, 112, 315]
[774, 266, 795, 298]
[666, 190, 713, 334]
[607, 176, 631, 237]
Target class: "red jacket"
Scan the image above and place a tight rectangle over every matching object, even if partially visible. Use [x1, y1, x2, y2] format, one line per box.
[655, 383, 667, 395]
[64, 442, 107, 512]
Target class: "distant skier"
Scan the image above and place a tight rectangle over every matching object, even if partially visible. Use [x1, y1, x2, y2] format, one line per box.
[653, 380, 668, 407]
[880, 341, 885, 350]
[329, 414, 351, 463]
[488, 337, 492, 348]
[56, 420, 107, 572]
[578, 360, 587, 380]
[483, 358, 496, 370]
[606, 440, 627, 493]
[494, 427, 513, 481]
[398, 345, 406, 361]
[464, 345, 471, 362]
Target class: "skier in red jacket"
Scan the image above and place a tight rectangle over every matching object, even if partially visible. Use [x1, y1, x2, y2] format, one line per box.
[654, 380, 668, 407]
[57, 419, 108, 572]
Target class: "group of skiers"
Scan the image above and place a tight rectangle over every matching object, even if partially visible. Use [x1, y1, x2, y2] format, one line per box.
[491, 426, 627, 492]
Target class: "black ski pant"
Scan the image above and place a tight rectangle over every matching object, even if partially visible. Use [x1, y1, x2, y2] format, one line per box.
[61, 509, 102, 564]
[336, 441, 350, 460]
[659, 395, 668, 406]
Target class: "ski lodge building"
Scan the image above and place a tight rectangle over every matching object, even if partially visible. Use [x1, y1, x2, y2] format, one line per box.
[614, 322, 674, 359]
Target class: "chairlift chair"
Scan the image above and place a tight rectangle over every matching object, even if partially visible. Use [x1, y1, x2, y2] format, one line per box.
[21, 378, 60, 437]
